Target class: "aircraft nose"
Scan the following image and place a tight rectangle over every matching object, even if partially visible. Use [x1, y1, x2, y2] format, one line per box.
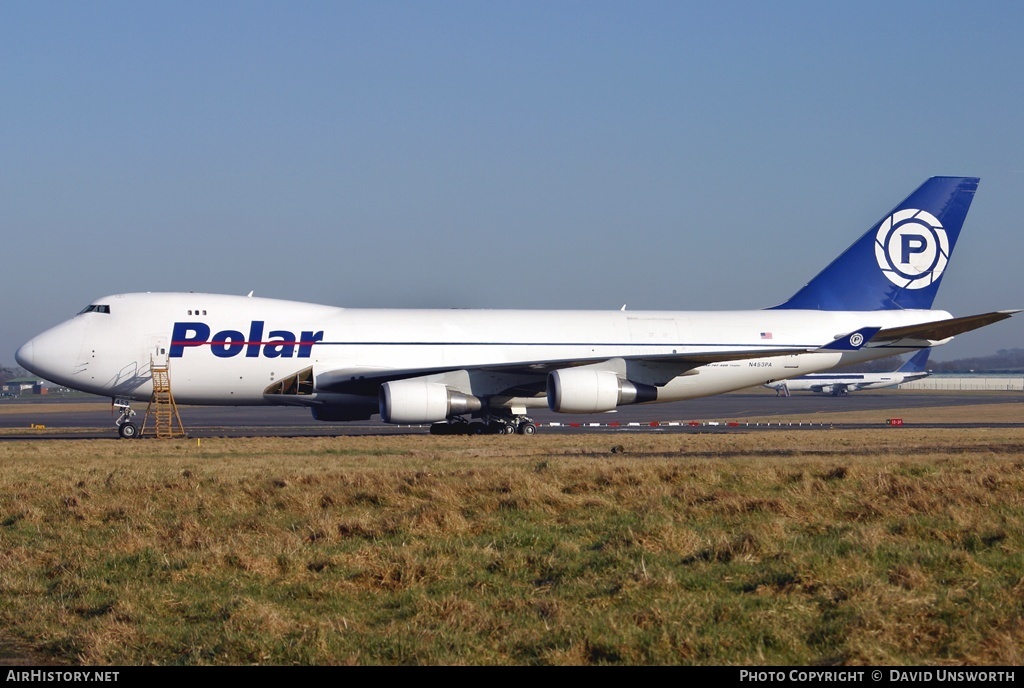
[15, 318, 88, 384]
[14, 339, 34, 370]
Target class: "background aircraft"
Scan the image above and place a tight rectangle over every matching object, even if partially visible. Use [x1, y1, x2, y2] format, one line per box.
[15, 177, 1016, 437]
[765, 349, 931, 396]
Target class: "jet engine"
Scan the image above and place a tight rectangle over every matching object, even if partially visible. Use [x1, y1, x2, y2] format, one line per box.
[546, 368, 656, 414]
[379, 379, 482, 423]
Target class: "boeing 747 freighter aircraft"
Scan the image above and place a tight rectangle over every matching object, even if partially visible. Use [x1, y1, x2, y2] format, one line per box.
[15, 177, 1017, 437]
[765, 349, 931, 396]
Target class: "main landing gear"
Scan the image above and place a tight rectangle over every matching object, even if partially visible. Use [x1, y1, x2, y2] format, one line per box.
[114, 401, 139, 439]
[429, 414, 537, 436]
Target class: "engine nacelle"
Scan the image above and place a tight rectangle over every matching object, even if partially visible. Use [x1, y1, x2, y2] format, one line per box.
[379, 379, 482, 424]
[546, 368, 655, 414]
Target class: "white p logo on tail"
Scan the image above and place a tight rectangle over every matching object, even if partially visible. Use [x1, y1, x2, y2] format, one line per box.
[875, 209, 949, 289]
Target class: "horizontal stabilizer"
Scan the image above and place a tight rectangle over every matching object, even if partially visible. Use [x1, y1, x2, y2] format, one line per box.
[872, 310, 1020, 345]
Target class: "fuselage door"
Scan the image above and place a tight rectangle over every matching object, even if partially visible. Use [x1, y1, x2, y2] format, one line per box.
[149, 336, 169, 365]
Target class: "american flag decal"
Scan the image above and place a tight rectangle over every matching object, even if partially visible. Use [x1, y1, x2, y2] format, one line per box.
[760, 332, 773, 339]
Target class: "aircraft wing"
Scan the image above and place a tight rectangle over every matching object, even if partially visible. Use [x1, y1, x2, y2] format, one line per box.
[306, 323, 900, 396]
[312, 344, 831, 396]
[310, 328, 892, 396]
[277, 310, 1017, 401]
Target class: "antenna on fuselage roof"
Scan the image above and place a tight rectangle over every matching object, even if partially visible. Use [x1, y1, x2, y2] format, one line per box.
[246, 291, 254, 297]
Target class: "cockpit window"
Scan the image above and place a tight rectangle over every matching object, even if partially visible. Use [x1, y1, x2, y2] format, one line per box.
[77, 304, 111, 315]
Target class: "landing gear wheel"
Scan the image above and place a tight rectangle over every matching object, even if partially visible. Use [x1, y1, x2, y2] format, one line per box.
[118, 422, 139, 439]
[502, 423, 517, 435]
[518, 423, 537, 435]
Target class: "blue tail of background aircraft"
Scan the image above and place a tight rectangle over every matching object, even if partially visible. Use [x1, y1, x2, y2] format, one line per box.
[897, 348, 931, 373]
[773, 176, 979, 311]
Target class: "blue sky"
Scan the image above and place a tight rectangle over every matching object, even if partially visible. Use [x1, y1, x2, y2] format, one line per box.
[3, 1, 1023, 365]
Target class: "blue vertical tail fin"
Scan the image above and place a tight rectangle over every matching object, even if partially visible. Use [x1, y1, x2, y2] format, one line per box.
[897, 349, 931, 373]
[772, 177, 979, 311]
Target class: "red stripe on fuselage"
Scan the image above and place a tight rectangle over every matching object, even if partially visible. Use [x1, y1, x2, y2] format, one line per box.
[171, 340, 317, 346]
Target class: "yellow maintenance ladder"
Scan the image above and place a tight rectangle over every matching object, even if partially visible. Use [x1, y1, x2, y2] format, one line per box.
[141, 359, 186, 438]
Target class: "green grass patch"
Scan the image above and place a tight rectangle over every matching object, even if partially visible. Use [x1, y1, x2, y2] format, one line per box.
[0, 431, 1023, 664]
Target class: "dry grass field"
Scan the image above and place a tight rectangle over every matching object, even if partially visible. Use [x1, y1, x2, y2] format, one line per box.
[737, 399, 1024, 426]
[1, 425, 1023, 665]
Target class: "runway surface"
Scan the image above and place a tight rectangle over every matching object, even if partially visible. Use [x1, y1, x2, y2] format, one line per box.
[2, 390, 1022, 439]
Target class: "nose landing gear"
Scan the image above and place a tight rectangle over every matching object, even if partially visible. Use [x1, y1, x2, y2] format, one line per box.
[114, 400, 138, 439]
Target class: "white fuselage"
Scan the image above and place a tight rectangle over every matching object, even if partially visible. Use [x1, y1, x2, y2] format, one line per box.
[17, 292, 947, 411]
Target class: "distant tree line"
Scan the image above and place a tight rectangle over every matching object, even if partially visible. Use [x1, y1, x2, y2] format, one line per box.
[928, 348, 1024, 373]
